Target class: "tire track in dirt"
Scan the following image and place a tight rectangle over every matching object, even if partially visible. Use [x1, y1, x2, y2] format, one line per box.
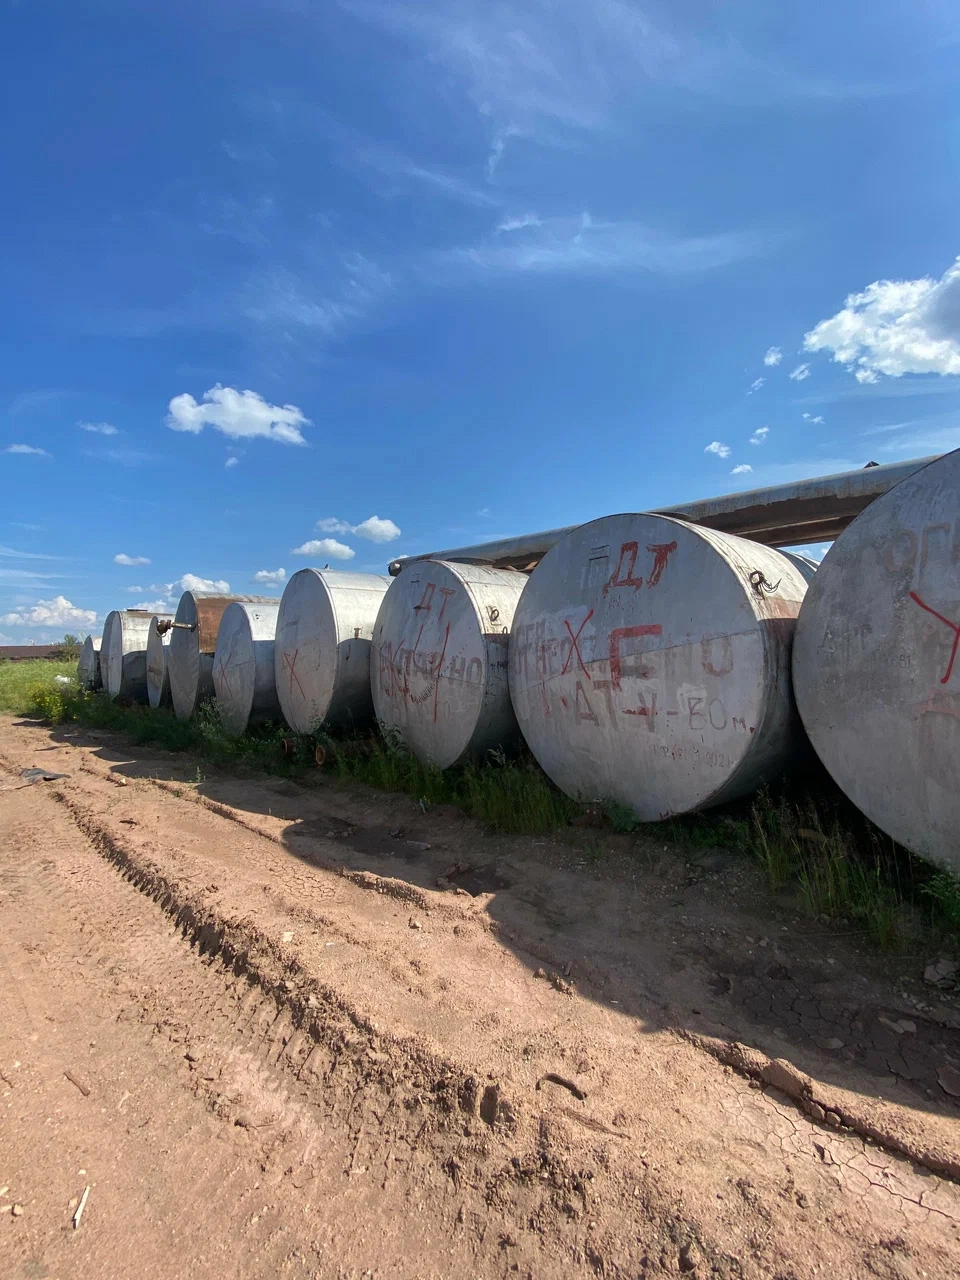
[70, 742, 960, 1185]
[3, 726, 960, 1278]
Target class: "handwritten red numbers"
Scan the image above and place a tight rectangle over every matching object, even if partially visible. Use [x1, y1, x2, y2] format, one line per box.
[602, 541, 677, 596]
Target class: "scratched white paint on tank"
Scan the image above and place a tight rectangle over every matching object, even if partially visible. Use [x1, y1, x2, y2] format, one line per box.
[274, 570, 391, 734]
[371, 562, 527, 768]
[78, 635, 102, 691]
[793, 449, 960, 871]
[509, 515, 811, 819]
[100, 610, 169, 702]
[213, 601, 282, 737]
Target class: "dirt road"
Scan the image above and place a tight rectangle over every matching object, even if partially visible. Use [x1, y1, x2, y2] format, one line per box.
[1, 715, 959, 1279]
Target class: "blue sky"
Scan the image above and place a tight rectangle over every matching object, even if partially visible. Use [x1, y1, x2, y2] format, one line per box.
[3, 0, 960, 640]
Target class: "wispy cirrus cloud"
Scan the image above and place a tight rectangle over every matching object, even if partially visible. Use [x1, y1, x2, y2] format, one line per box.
[433, 212, 769, 280]
[78, 421, 120, 436]
[341, 0, 895, 154]
[4, 444, 50, 456]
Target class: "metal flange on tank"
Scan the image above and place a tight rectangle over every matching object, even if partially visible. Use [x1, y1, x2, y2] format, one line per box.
[793, 449, 960, 871]
[101, 610, 170, 702]
[509, 514, 812, 820]
[371, 561, 527, 768]
[168, 593, 276, 722]
[274, 569, 391, 734]
[146, 615, 173, 709]
[213, 601, 282, 737]
[78, 635, 102, 691]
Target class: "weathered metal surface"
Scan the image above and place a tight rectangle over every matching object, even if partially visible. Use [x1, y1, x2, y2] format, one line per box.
[274, 570, 391, 734]
[779, 551, 820, 582]
[100, 610, 170, 702]
[212, 602, 282, 737]
[145, 616, 172, 709]
[371, 562, 527, 768]
[793, 449, 960, 871]
[77, 635, 102, 691]
[168, 593, 276, 722]
[387, 457, 937, 575]
[509, 515, 811, 820]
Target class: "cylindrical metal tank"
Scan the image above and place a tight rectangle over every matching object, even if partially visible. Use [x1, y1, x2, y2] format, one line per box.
[100, 610, 171, 702]
[793, 449, 960, 871]
[371, 562, 527, 768]
[274, 569, 392, 734]
[77, 635, 102, 691]
[213, 601, 282, 737]
[509, 514, 811, 820]
[168, 593, 276, 722]
[146, 616, 173, 709]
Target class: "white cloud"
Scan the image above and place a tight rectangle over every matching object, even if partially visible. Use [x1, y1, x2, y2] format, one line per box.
[78, 421, 119, 436]
[124, 585, 144, 593]
[763, 346, 783, 367]
[1, 595, 97, 629]
[477, 506, 491, 517]
[114, 552, 151, 566]
[292, 538, 355, 560]
[4, 444, 50, 456]
[253, 568, 287, 585]
[748, 377, 765, 393]
[143, 574, 230, 600]
[179, 573, 230, 594]
[353, 515, 401, 543]
[166, 384, 309, 446]
[731, 463, 753, 475]
[315, 514, 401, 543]
[788, 363, 811, 381]
[440, 213, 766, 278]
[804, 258, 960, 382]
[496, 214, 542, 234]
[225, 456, 239, 468]
[131, 599, 173, 614]
[749, 426, 770, 444]
[801, 413, 825, 424]
[704, 441, 731, 458]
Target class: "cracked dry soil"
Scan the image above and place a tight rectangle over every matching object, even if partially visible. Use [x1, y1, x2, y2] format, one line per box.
[1, 715, 959, 1279]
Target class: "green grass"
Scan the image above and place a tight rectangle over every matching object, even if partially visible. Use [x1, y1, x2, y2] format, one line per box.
[328, 731, 581, 834]
[21, 676, 315, 776]
[0, 657, 78, 714]
[7, 660, 959, 959]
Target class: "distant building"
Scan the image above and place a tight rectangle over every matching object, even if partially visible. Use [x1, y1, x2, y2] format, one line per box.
[0, 645, 67, 662]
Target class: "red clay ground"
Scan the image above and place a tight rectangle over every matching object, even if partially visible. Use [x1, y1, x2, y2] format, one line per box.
[1, 714, 959, 1278]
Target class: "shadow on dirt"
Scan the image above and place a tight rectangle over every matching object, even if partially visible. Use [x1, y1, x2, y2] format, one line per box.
[44, 719, 960, 1130]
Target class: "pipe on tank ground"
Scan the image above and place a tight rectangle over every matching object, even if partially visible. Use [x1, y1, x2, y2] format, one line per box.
[213, 601, 282, 737]
[78, 635, 102, 691]
[509, 514, 812, 819]
[274, 569, 392, 735]
[793, 448, 960, 872]
[371, 562, 527, 768]
[168, 593, 277, 722]
[100, 610, 171, 702]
